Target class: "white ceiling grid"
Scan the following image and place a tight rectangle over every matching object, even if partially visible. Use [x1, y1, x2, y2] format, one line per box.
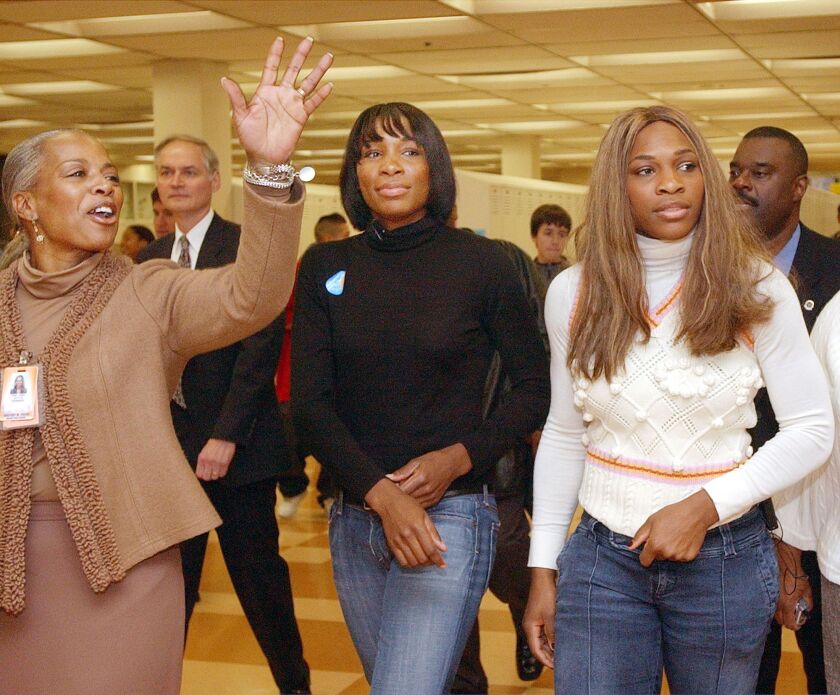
[0, 0, 836, 183]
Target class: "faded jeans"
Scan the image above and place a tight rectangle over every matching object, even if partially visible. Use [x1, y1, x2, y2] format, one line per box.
[329, 489, 499, 695]
[554, 507, 778, 695]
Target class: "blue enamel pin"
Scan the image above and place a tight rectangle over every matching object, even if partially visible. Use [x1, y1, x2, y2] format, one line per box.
[326, 270, 346, 296]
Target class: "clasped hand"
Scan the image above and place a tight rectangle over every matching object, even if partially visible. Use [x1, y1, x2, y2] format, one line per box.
[364, 444, 472, 569]
[629, 489, 719, 567]
[386, 442, 472, 508]
[221, 36, 333, 166]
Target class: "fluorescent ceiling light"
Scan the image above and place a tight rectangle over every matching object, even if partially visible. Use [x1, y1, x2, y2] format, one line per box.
[450, 153, 500, 161]
[439, 68, 596, 87]
[30, 11, 248, 37]
[295, 149, 346, 157]
[99, 136, 154, 144]
[247, 65, 411, 81]
[298, 128, 350, 138]
[651, 87, 788, 101]
[540, 100, 660, 112]
[707, 111, 813, 121]
[442, 0, 675, 11]
[78, 121, 154, 131]
[542, 152, 597, 161]
[479, 120, 583, 133]
[440, 129, 498, 137]
[763, 58, 840, 71]
[804, 93, 840, 102]
[412, 98, 513, 110]
[573, 49, 745, 66]
[284, 16, 478, 42]
[0, 94, 35, 107]
[0, 118, 49, 128]
[0, 38, 124, 60]
[698, 0, 839, 20]
[2, 81, 119, 95]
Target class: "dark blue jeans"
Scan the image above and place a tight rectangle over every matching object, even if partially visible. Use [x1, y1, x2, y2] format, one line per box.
[554, 507, 778, 695]
[329, 490, 499, 695]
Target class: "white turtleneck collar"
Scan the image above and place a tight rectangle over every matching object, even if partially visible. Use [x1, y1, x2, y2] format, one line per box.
[635, 230, 694, 306]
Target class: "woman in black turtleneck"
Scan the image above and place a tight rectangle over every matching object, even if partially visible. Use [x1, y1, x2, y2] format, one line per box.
[291, 103, 549, 694]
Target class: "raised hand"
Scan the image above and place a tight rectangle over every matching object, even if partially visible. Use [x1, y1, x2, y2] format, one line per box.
[221, 36, 333, 165]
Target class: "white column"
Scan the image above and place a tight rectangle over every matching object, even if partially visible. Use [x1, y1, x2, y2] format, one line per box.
[501, 135, 541, 180]
[152, 60, 232, 217]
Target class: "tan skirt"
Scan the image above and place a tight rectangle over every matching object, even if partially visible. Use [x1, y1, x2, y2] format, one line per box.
[0, 501, 184, 695]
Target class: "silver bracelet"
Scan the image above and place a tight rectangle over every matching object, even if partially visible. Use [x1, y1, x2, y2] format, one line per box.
[242, 161, 315, 189]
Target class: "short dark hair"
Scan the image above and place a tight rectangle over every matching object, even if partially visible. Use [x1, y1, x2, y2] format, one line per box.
[339, 103, 456, 231]
[314, 212, 347, 241]
[151, 187, 161, 204]
[530, 204, 572, 237]
[742, 126, 808, 176]
[125, 224, 154, 244]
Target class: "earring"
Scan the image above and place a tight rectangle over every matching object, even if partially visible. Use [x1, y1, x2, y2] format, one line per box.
[33, 220, 45, 244]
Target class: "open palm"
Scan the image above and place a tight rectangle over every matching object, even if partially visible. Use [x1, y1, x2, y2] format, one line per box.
[222, 36, 333, 165]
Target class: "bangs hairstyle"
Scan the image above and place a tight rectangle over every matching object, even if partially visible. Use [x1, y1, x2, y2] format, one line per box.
[339, 103, 455, 231]
[569, 105, 772, 381]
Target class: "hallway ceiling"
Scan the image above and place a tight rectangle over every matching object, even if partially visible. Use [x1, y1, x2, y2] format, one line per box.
[0, 0, 838, 183]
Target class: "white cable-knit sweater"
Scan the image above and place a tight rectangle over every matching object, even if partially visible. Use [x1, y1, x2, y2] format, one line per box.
[529, 232, 834, 569]
[774, 291, 840, 583]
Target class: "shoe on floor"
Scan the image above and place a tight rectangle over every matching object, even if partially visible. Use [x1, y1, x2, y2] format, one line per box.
[277, 491, 306, 518]
[516, 631, 544, 681]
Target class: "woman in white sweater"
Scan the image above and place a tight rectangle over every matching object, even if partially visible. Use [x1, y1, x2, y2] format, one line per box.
[523, 106, 834, 695]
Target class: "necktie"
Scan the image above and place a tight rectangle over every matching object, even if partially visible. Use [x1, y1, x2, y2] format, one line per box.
[172, 235, 191, 408]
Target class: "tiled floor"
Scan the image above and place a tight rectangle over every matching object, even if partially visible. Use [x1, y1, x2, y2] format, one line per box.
[182, 460, 808, 695]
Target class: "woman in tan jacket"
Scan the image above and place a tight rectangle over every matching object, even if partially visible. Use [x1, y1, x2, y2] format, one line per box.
[0, 37, 332, 695]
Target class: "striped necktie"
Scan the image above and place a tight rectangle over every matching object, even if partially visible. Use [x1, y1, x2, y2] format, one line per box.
[172, 234, 191, 408]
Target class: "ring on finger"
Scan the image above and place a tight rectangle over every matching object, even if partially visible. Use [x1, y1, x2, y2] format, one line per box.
[296, 86, 306, 98]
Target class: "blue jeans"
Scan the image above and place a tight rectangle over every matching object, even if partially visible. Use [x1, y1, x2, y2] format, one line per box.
[554, 507, 778, 695]
[329, 489, 499, 695]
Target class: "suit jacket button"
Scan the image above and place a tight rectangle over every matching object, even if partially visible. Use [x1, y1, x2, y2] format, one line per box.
[804, 299, 815, 311]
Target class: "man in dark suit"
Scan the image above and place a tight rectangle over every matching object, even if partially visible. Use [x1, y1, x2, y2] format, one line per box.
[137, 135, 310, 694]
[730, 126, 840, 695]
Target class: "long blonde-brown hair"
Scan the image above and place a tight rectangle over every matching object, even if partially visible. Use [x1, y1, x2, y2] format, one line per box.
[569, 106, 772, 380]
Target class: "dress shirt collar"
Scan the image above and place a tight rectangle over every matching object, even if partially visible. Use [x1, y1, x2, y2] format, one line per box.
[772, 223, 801, 278]
[171, 208, 215, 268]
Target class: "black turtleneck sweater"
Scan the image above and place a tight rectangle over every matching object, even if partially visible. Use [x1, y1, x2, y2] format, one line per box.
[291, 217, 550, 501]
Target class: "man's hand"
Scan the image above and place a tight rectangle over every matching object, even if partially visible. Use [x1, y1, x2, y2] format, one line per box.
[774, 540, 813, 630]
[629, 489, 720, 567]
[196, 438, 236, 481]
[365, 478, 447, 568]
[523, 568, 557, 670]
[386, 443, 472, 508]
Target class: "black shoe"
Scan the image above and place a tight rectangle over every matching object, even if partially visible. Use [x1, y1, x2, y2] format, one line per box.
[279, 661, 311, 694]
[516, 632, 543, 681]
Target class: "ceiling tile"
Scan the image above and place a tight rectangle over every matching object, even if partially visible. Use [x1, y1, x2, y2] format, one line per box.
[190, 1, 461, 25]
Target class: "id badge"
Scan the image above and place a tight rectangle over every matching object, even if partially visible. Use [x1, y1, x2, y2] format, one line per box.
[0, 354, 45, 430]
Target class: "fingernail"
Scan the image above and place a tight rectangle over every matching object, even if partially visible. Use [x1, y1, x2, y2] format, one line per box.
[305, 35, 314, 42]
[327, 52, 334, 58]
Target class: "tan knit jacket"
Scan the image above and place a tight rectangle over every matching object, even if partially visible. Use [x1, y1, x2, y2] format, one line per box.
[27, 182, 302, 573]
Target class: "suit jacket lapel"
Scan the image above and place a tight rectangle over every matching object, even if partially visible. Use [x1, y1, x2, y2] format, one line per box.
[790, 225, 818, 302]
[195, 213, 227, 269]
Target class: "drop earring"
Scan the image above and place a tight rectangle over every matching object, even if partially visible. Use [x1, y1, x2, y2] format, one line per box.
[33, 220, 45, 244]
